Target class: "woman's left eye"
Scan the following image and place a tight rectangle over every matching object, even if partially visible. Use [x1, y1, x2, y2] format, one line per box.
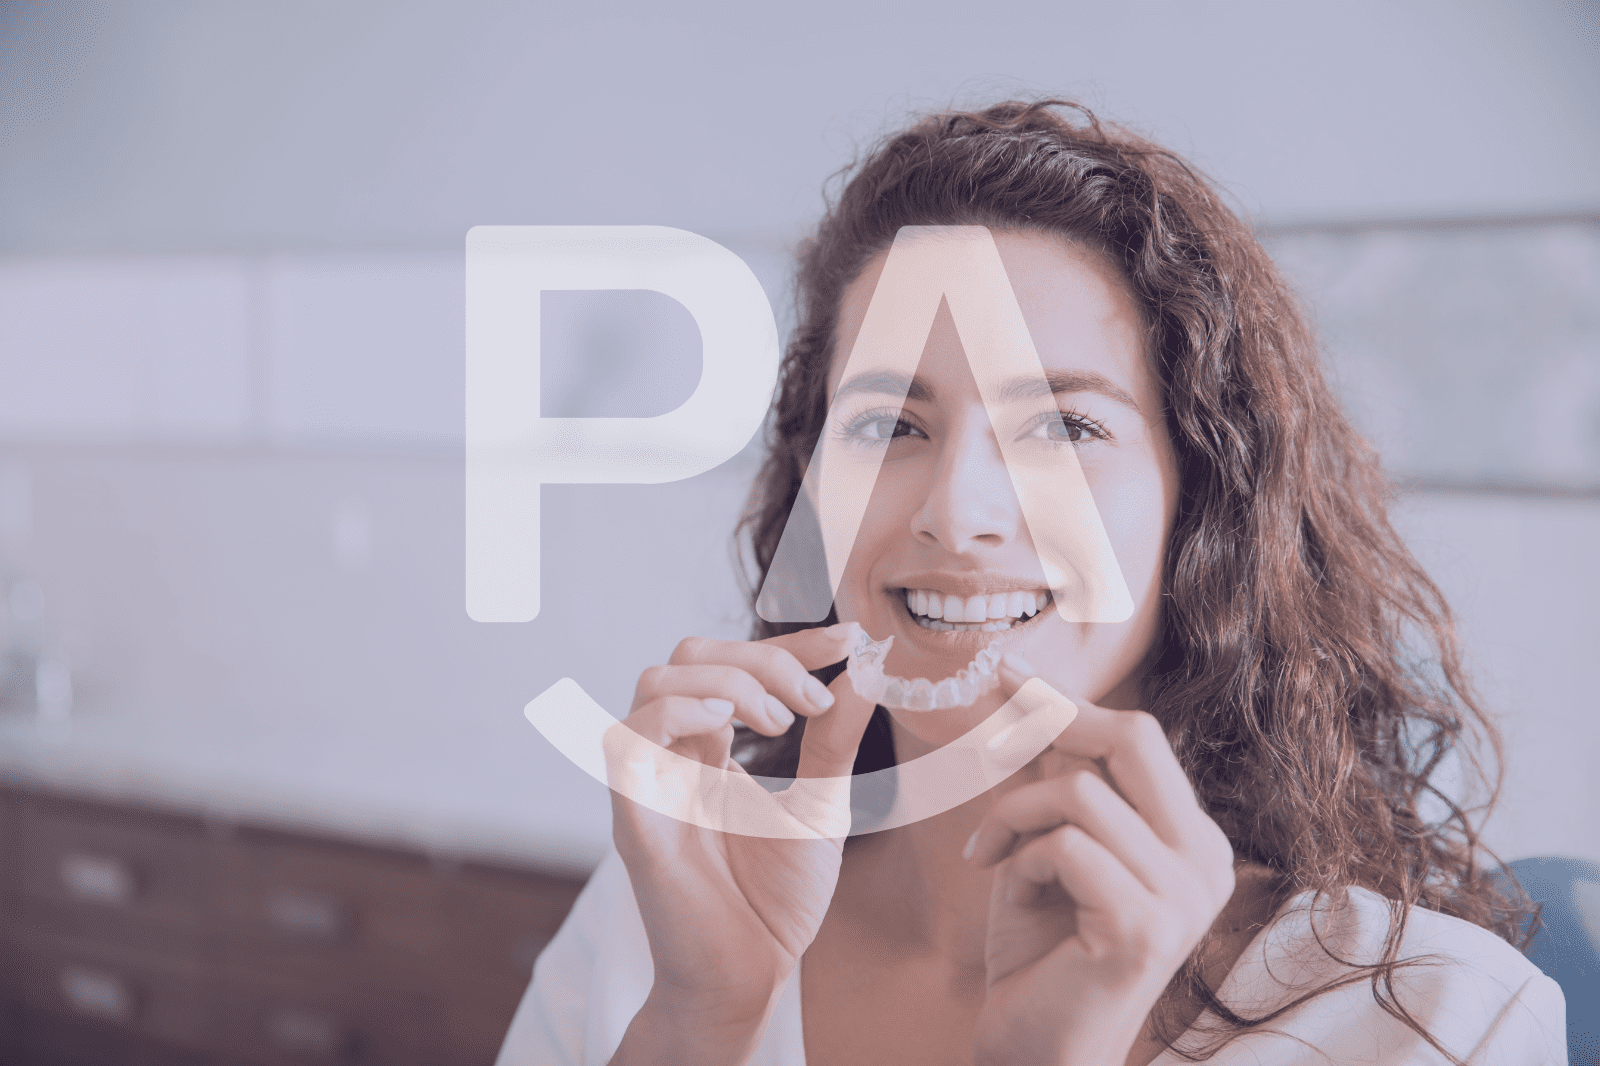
[1027, 413, 1103, 444]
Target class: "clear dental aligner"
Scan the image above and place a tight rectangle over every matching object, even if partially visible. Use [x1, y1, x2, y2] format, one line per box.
[847, 632, 1003, 711]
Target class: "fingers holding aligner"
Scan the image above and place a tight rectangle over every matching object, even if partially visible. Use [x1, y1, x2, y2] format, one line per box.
[793, 667, 880, 783]
[629, 624, 862, 743]
[630, 693, 737, 740]
[670, 627, 859, 716]
[632, 663, 795, 737]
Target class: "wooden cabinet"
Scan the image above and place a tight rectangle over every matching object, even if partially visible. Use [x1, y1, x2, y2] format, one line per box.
[0, 782, 586, 1065]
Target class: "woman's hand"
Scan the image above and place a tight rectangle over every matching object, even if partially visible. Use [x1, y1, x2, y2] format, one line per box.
[607, 623, 877, 1066]
[967, 661, 1237, 1066]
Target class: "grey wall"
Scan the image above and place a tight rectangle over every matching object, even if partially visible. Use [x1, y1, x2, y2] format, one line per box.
[3, 0, 1598, 252]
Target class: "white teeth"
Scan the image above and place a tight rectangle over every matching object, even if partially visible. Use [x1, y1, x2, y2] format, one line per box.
[846, 632, 1003, 711]
[902, 587, 1052, 627]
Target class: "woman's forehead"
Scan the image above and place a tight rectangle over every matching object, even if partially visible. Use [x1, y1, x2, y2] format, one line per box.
[828, 230, 1155, 408]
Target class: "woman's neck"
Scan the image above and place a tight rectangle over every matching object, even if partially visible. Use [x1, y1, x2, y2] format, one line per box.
[846, 675, 1146, 970]
[837, 715, 1048, 974]
[838, 675, 1148, 972]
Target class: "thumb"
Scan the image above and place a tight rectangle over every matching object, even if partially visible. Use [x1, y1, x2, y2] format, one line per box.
[996, 650, 1040, 702]
[793, 666, 878, 782]
[760, 620, 863, 672]
[995, 651, 1079, 722]
[993, 652, 1088, 781]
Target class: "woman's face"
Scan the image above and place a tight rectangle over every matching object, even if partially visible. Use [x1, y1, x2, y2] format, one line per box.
[822, 230, 1180, 749]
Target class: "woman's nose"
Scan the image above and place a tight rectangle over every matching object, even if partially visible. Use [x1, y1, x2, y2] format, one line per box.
[911, 421, 1020, 553]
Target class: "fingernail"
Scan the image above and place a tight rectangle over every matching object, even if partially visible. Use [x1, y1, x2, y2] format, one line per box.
[764, 694, 795, 731]
[1002, 652, 1036, 677]
[803, 676, 835, 709]
[824, 622, 859, 640]
[962, 829, 980, 861]
[704, 698, 735, 718]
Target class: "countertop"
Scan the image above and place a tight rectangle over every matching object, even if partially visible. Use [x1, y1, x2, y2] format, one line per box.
[0, 693, 616, 876]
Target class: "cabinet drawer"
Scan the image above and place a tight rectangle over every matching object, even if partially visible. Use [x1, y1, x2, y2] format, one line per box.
[15, 1010, 218, 1066]
[435, 863, 584, 1063]
[1, 929, 211, 1052]
[17, 792, 209, 947]
[439, 986, 525, 1066]
[441, 861, 583, 987]
[0, 992, 18, 1059]
[216, 963, 437, 1066]
[216, 828, 444, 976]
[0, 786, 21, 898]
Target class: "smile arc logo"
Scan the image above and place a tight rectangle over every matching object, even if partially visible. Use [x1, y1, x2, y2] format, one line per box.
[525, 677, 1077, 839]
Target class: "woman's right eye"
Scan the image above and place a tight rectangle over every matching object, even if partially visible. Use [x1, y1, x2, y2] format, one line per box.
[838, 408, 926, 444]
[858, 416, 914, 440]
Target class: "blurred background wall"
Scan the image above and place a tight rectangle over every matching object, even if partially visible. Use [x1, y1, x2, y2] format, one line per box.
[0, 0, 1596, 872]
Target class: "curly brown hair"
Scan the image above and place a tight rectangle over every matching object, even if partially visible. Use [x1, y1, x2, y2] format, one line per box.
[732, 99, 1532, 1061]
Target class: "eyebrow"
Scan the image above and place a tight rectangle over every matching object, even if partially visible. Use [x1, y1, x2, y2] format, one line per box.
[997, 370, 1141, 414]
[833, 367, 1140, 413]
[832, 369, 933, 404]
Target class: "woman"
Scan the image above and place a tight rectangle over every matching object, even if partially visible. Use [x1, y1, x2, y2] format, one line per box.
[499, 101, 1566, 1065]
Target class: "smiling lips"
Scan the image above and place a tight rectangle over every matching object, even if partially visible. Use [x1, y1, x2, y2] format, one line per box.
[903, 588, 1052, 632]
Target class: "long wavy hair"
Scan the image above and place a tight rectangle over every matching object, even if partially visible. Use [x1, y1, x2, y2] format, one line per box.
[732, 99, 1531, 1061]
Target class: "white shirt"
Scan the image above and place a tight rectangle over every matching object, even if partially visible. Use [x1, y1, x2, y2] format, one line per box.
[497, 848, 1569, 1065]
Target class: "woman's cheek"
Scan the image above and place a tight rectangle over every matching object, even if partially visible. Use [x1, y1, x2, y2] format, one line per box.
[1089, 463, 1170, 607]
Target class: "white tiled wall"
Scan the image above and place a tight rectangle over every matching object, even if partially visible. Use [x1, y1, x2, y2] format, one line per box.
[1268, 221, 1600, 490]
[1392, 492, 1600, 863]
[0, 241, 795, 452]
[0, 256, 254, 439]
[5, 224, 1594, 479]
[262, 255, 467, 446]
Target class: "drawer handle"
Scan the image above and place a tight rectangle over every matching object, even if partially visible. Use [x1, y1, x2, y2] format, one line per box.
[59, 965, 137, 1023]
[265, 1006, 352, 1060]
[59, 852, 137, 906]
[266, 889, 350, 940]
